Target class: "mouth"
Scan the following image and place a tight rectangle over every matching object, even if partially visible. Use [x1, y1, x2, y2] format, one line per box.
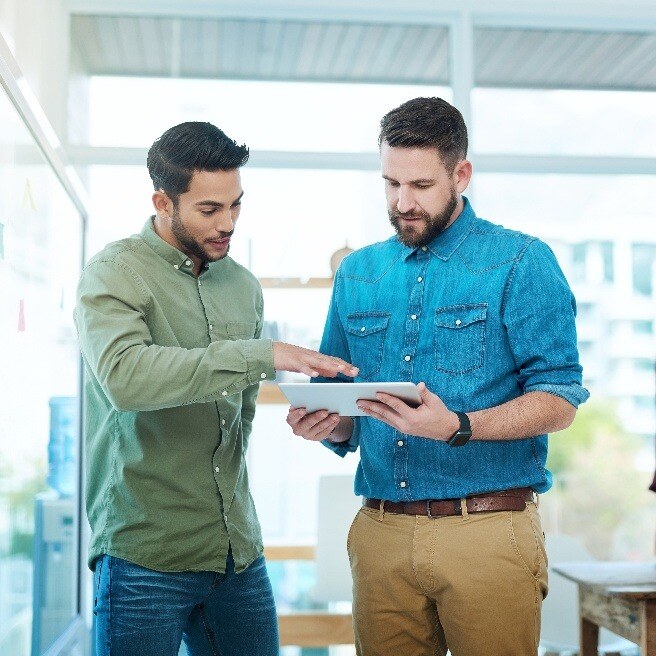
[206, 237, 231, 248]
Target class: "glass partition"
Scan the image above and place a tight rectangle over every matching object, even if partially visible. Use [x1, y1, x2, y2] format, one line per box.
[0, 80, 84, 654]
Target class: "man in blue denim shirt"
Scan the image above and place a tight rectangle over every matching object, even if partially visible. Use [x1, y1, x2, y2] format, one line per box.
[288, 98, 589, 656]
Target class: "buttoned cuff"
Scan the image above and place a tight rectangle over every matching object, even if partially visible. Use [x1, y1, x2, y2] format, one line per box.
[244, 338, 276, 385]
[524, 382, 590, 408]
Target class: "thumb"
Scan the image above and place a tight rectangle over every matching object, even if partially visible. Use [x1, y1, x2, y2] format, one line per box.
[417, 382, 434, 404]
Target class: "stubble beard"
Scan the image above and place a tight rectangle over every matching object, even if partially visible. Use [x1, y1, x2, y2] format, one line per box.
[170, 207, 231, 263]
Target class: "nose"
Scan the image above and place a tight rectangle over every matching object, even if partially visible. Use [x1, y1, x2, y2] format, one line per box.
[214, 209, 235, 234]
[396, 185, 416, 215]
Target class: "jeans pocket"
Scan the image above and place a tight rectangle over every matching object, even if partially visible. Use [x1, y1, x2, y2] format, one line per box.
[92, 555, 105, 615]
[345, 312, 390, 380]
[434, 304, 487, 374]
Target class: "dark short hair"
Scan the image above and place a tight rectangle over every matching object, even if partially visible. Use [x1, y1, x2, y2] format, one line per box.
[379, 97, 468, 171]
[147, 122, 249, 204]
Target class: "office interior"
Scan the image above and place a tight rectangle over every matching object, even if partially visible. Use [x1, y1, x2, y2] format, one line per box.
[0, 0, 655, 654]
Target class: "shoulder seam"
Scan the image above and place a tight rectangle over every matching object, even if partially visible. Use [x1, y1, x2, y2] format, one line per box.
[500, 237, 539, 317]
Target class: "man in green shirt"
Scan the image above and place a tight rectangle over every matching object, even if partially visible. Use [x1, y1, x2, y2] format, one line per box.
[75, 122, 357, 656]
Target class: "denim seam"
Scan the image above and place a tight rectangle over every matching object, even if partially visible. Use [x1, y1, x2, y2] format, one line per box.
[107, 555, 113, 656]
[198, 604, 220, 656]
[500, 237, 538, 317]
[340, 251, 404, 283]
[454, 250, 517, 274]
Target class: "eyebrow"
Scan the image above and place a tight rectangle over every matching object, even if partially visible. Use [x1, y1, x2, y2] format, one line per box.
[382, 175, 435, 184]
[195, 191, 244, 208]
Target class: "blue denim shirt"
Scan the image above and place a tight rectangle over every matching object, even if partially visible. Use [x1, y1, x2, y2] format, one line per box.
[318, 197, 589, 500]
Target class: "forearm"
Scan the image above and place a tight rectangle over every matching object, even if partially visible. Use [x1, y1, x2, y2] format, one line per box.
[469, 391, 576, 441]
[326, 416, 354, 444]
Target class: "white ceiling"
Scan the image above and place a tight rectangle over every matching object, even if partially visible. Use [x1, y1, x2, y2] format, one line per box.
[70, 14, 656, 91]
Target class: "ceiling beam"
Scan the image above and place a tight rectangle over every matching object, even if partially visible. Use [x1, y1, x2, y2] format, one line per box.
[68, 146, 656, 175]
[63, 0, 656, 33]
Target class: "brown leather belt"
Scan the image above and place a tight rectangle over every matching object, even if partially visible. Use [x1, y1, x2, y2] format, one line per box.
[363, 487, 534, 518]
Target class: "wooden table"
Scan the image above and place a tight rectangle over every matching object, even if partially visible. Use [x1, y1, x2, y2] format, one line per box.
[553, 562, 656, 656]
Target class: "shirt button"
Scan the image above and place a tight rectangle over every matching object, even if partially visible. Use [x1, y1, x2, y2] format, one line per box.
[400, 481, 407, 488]
[360, 327, 366, 332]
[221, 419, 226, 426]
[260, 373, 267, 379]
[455, 319, 462, 326]
[224, 514, 228, 523]
[173, 264, 179, 270]
[222, 390, 228, 396]
[209, 324, 213, 331]
[404, 355, 411, 362]
[185, 260, 192, 266]
[214, 466, 220, 473]
[397, 440, 404, 446]
[198, 280, 202, 286]
[411, 315, 417, 320]
[421, 246, 428, 251]
[417, 276, 423, 282]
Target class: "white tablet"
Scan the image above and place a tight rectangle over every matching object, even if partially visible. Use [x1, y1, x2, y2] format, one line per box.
[278, 382, 422, 417]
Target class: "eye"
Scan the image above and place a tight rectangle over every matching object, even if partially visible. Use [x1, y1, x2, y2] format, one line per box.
[200, 209, 216, 216]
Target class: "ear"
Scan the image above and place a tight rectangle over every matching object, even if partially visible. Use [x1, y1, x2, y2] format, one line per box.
[152, 190, 173, 216]
[453, 160, 473, 194]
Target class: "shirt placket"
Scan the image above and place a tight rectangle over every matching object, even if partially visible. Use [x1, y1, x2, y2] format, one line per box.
[394, 248, 430, 498]
[192, 264, 232, 530]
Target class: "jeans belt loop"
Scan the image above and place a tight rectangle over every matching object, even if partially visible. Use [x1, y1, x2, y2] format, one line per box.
[426, 500, 435, 518]
[453, 499, 462, 516]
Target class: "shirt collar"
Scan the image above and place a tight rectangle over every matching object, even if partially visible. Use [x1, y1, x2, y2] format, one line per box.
[400, 195, 477, 262]
[141, 216, 201, 274]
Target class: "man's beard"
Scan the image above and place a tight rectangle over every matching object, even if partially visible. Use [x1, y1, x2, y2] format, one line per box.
[170, 208, 233, 262]
[389, 189, 458, 248]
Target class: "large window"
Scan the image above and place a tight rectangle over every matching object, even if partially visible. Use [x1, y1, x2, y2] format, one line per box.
[88, 77, 451, 152]
[474, 172, 656, 560]
[0, 86, 84, 653]
[472, 88, 656, 157]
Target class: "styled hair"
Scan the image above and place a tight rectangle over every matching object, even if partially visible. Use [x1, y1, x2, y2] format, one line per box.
[147, 122, 249, 204]
[379, 97, 468, 171]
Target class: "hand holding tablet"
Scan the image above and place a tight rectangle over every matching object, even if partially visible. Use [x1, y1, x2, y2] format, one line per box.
[278, 382, 422, 417]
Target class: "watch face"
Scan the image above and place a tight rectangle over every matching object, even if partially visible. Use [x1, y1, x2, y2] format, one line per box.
[448, 431, 471, 447]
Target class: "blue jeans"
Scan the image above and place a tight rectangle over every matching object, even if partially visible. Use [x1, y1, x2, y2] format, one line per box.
[93, 550, 279, 656]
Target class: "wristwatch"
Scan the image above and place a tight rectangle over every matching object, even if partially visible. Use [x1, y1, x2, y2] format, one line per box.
[447, 411, 472, 447]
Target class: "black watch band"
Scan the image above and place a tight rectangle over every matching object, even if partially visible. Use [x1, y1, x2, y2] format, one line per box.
[447, 411, 472, 447]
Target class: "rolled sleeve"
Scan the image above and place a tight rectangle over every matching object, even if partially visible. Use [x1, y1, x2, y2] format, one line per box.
[503, 239, 590, 409]
[524, 382, 590, 408]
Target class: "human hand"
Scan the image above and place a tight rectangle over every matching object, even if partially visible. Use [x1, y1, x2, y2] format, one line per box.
[286, 407, 349, 442]
[273, 342, 358, 378]
[356, 382, 459, 440]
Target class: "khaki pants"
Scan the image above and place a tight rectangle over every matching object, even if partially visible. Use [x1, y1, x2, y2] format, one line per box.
[347, 500, 548, 656]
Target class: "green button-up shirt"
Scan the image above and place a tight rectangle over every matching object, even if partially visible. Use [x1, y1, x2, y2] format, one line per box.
[74, 218, 275, 573]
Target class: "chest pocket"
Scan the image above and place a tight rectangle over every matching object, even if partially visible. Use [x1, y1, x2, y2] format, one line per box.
[345, 312, 390, 380]
[226, 322, 257, 339]
[434, 304, 487, 374]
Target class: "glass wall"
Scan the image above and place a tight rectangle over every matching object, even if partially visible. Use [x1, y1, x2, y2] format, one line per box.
[0, 80, 84, 654]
